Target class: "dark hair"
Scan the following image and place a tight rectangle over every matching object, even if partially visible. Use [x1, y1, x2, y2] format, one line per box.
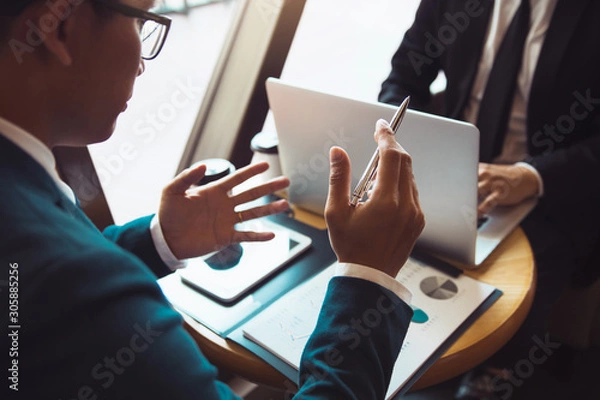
[0, 1, 115, 42]
[0, 1, 37, 41]
[0, 1, 38, 17]
[90, 1, 118, 19]
[0, 16, 12, 41]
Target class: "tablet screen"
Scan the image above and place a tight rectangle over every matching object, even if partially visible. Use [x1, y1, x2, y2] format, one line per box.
[178, 219, 312, 304]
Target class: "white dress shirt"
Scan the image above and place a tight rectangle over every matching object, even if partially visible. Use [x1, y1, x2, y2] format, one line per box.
[463, 0, 559, 195]
[0, 116, 411, 304]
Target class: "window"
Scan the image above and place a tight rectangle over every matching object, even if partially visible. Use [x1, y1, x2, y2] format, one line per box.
[261, 0, 430, 134]
[89, 1, 238, 224]
[88, 0, 437, 225]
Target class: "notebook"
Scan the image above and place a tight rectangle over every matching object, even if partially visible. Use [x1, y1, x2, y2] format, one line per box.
[265, 78, 537, 268]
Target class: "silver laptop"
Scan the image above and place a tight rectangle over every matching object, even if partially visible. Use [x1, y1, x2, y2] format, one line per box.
[265, 78, 537, 268]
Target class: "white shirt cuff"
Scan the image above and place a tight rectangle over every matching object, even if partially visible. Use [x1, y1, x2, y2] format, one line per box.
[334, 262, 412, 305]
[150, 215, 187, 271]
[516, 162, 544, 197]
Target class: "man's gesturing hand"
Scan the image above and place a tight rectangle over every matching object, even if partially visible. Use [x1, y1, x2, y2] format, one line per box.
[325, 120, 425, 278]
[158, 162, 290, 260]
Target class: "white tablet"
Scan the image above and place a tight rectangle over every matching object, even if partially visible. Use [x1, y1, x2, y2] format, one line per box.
[178, 218, 312, 304]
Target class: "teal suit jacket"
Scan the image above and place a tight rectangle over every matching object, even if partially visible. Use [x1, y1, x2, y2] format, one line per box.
[0, 135, 412, 399]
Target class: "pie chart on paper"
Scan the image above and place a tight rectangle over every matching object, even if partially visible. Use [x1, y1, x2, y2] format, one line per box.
[419, 276, 459, 300]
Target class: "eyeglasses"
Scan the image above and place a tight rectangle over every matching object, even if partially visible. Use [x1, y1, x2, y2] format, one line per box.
[92, 0, 172, 60]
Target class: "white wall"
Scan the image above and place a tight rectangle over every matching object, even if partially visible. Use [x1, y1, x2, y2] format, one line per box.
[281, 0, 422, 101]
[89, 0, 429, 224]
[261, 0, 426, 133]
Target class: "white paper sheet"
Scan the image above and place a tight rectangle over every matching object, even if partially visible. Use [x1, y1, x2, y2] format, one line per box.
[242, 258, 498, 398]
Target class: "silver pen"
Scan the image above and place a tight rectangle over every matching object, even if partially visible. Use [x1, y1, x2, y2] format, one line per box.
[350, 96, 410, 206]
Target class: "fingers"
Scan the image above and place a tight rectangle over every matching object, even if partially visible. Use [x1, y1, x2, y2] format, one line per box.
[478, 162, 510, 199]
[478, 162, 491, 176]
[220, 162, 270, 190]
[374, 118, 395, 140]
[477, 162, 496, 198]
[164, 164, 207, 194]
[372, 119, 422, 232]
[397, 150, 415, 201]
[371, 119, 408, 200]
[411, 176, 422, 212]
[232, 231, 276, 243]
[326, 146, 352, 208]
[477, 179, 490, 199]
[231, 199, 289, 243]
[235, 199, 289, 223]
[231, 176, 290, 205]
[478, 192, 500, 216]
[478, 173, 499, 215]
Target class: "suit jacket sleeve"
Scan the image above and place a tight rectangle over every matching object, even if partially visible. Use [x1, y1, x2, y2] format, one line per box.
[102, 214, 172, 278]
[295, 277, 413, 399]
[15, 216, 239, 399]
[525, 119, 600, 265]
[21, 244, 410, 400]
[527, 127, 600, 209]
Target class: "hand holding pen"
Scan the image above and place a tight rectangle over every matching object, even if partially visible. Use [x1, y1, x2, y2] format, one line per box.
[324, 99, 424, 277]
[350, 96, 411, 206]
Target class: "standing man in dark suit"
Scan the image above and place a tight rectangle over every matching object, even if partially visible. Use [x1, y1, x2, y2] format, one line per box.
[379, 0, 600, 398]
[1, 0, 425, 399]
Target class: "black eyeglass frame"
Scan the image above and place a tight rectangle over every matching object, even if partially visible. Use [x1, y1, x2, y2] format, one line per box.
[92, 0, 172, 60]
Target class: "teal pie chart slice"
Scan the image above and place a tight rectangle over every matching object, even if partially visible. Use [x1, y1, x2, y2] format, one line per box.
[410, 305, 429, 324]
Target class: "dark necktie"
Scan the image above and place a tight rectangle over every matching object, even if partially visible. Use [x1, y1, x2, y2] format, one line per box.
[476, 0, 531, 162]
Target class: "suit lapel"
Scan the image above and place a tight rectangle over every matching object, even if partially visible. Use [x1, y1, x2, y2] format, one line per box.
[55, 193, 100, 232]
[528, 0, 591, 131]
[0, 134, 100, 233]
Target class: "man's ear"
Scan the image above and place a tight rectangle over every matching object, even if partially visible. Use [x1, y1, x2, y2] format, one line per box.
[12, 0, 86, 66]
[39, 0, 83, 66]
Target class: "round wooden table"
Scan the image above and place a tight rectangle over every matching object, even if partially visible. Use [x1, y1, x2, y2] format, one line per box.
[179, 206, 536, 392]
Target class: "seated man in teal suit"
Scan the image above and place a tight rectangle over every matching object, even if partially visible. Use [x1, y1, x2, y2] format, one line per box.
[0, 1, 425, 399]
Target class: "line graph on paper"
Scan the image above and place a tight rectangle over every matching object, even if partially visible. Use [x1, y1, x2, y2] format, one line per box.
[242, 264, 335, 368]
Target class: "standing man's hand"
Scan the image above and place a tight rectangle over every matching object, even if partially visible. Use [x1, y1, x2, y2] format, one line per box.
[478, 163, 540, 217]
[157, 162, 290, 259]
[325, 120, 425, 278]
